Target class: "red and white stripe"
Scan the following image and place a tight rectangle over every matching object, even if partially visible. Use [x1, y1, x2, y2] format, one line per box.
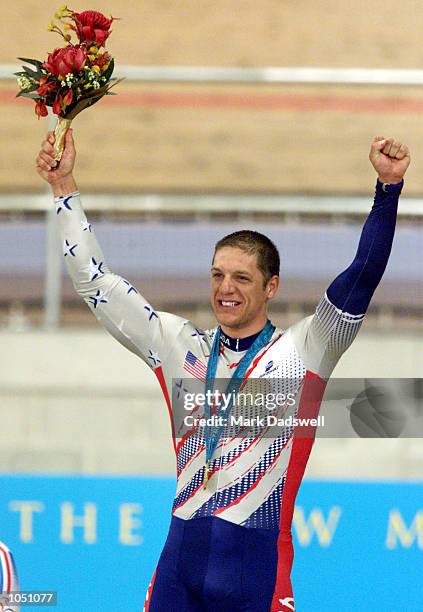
[270, 371, 327, 612]
[0, 541, 15, 593]
[174, 336, 302, 521]
[143, 569, 157, 612]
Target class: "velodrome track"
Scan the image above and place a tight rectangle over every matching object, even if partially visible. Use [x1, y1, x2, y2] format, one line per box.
[2, 82, 423, 194]
[3, 0, 423, 195]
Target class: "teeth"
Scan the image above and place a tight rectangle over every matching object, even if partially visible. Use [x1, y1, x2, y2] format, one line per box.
[221, 301, 239, 307]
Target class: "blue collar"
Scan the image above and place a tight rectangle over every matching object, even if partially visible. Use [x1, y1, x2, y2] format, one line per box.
[219, 328, 262, 352]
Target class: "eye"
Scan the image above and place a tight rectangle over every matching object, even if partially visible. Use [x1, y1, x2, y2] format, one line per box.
[237, 275, 250, 282]
[212, 272, 223, 279]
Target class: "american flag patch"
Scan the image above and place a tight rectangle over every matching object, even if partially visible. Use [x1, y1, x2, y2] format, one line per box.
[183, 351, 207, 381]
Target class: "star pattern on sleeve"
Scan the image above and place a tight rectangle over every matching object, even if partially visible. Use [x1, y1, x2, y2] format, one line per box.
[81, 220, 92, 232]
[175, 378, 189, 400]
[56, 195, 74, 215]
[123, 280, 138, 294]
[148, 349, 161, 367]
[144, 305, 158, 322]
[191, 328, 207, 343]
[84, 257, 104, 281]
[63, 239, 78, 257]
[88, 289, 108, 308]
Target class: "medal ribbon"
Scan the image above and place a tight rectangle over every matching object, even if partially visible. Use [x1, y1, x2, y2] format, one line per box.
[204, 320, 275, 466]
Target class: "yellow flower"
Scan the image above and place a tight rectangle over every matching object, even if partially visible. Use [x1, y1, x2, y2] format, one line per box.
[102, 63, 110, 72]
[89, 46, 99, 55]
[47, 21, 56, 31]
[91, 65, 101, 74]
[84, 83, 92, 89]
[64, 34, 71, 42]
[55, 5, 69, 19]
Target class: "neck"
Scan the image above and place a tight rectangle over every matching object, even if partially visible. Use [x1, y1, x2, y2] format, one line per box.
[220, 315, 268, 340]
[219, 318, 270, 352]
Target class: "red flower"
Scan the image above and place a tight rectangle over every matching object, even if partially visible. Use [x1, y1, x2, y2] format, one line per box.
[43, 46, 86, 77]
[72, 10, 114, 46]
[91, 51, 111, 72]
[63, 89, 73, 106]
[35, 100, 48, 117]
[51, 89, 73, 116]
[52, 95, 62, 115]
[36, 80, 58, 96]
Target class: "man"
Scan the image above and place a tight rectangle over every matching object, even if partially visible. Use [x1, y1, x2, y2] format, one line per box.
[36, 133, 409, 611]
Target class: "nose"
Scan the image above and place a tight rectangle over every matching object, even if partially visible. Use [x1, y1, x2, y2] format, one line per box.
[219, 274, 236, 294]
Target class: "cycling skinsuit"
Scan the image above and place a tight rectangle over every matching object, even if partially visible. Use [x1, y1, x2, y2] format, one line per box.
[55, 180, 402, 611]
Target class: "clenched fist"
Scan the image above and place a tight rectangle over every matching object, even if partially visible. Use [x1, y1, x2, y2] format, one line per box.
[369, 137, 410, 184]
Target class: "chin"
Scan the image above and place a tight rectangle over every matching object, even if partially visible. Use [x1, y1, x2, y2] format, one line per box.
[214, 311, 241, 328]
[218, 315, 245, 330]
[212, 301, 248, 329]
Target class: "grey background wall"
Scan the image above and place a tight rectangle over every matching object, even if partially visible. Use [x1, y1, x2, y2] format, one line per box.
[1, 328, 422, 477]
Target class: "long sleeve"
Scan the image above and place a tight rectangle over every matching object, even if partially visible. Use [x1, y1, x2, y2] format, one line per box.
[55, 191, 185, 370]
[326, 179, 402, 315]
[291, 180, 402, 377]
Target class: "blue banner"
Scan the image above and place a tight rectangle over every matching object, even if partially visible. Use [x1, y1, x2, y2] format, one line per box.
[0, 476, 422, 611]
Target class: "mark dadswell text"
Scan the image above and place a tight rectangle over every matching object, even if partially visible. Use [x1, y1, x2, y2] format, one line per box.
[184, 415, 325, 428]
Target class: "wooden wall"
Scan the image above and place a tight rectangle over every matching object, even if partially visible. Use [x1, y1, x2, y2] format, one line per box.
[2, 1, 423, 194]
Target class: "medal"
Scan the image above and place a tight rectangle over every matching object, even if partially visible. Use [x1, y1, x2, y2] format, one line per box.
[203, 321, 275, 488]
[203, 460, 211, 490]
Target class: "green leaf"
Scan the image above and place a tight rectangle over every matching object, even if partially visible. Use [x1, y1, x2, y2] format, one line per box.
[106, 78, 124, 92]
[17, 57, 43, 68]
[62, 78, 124, 119]
[23, 65, 41, 80]
[85, 88, 107, 99]
[16, 84, 39, 95]
[64, 95, 104, 119]
[101, 57, 115, 82]
[16, 91, 43, 100]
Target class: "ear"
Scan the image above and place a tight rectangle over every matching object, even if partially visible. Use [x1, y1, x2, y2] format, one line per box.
[266, 275, 280, 300]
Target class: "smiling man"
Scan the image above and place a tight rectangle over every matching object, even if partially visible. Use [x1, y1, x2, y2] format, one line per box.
[211, 232, 279, 337]
[36, 132, 409, 611]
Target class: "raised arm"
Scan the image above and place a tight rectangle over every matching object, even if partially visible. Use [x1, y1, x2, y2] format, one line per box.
[292, 136, 411, 378]
[35, 130, 185, 370]
[326, 136, 410, 314]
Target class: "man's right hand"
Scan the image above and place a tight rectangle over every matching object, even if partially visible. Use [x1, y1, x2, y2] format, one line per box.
[36, 129, 77, 196]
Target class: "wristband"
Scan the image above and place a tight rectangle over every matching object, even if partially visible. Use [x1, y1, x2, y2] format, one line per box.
[54, 190, 80, 203]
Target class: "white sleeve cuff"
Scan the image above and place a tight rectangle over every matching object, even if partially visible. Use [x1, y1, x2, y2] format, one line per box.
[54, 191, 80, 203]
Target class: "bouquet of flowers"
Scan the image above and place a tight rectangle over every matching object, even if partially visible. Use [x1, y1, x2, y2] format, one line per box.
[15, 5, 120, 162]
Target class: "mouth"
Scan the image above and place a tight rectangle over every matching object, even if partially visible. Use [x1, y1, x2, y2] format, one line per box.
[217, 299, 242, 309]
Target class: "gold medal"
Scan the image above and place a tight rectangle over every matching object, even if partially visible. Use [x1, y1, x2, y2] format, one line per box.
[203, 461, 211, 489]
